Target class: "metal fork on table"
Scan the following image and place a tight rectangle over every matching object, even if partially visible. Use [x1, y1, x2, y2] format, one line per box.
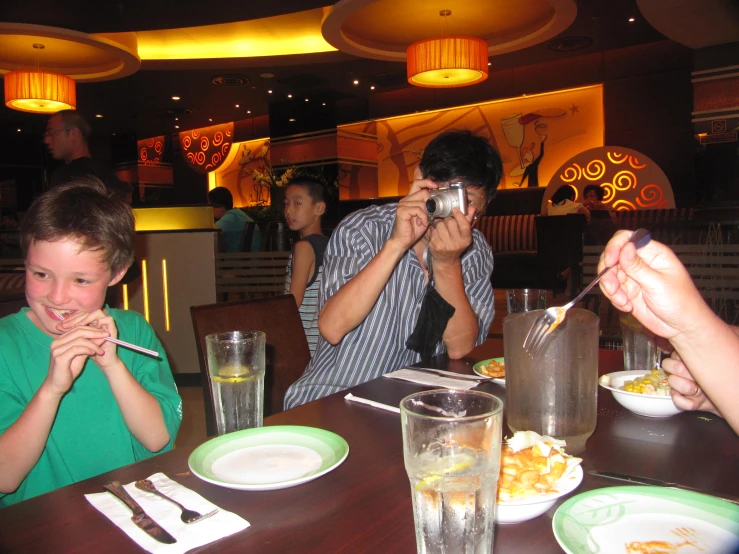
[522, 228, 652, 356]
[134, 479, 218, 524]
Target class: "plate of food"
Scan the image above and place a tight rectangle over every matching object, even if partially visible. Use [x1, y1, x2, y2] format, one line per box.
[188, 425, 349, 491]
[553, 486, 739, 554]
[599, 369, 682, 418]
[473, 357, 505, 385]
[496, 431, 583, 524]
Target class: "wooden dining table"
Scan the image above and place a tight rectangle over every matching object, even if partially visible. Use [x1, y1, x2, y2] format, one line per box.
[1, 338, 737, 553]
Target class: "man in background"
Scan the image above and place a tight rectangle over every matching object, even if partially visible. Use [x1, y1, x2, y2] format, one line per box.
[44, 110, 127, 197]
[207, 187, 262, 252]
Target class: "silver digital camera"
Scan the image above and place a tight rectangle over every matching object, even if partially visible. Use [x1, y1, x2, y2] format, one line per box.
[426, 182, 467, 218]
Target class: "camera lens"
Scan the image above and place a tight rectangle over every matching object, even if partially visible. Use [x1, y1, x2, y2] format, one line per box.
[426, 198, 438, 215]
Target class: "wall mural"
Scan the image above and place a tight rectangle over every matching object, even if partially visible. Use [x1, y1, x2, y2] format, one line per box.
[543, 146, 674, 211]
[375, 85, 603, 196]
[209, 138, 272, 207]
[179, 123, 233, 174]
[138, 136, 165, 164]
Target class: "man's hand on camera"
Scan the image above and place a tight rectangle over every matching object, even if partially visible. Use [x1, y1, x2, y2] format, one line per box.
[429, 206, 476, 265]
[390, 188, 432, 252]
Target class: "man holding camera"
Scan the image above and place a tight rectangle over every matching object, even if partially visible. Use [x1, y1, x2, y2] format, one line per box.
[284, 130, 502, 409]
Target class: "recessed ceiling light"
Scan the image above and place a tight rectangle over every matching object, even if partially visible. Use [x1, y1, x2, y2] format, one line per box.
[95, 114, 103, 118]
[209, 118, 213, 122]
[267, 90, 273, 94]
[175, 125, 180, 129]
[322, 102, 326, 106]
[289, 118, 296, 122]
[175, 117, 179, 121]
[370, 86, 375, 90]
[172, 96, 181, 101]
[353, 80, 359, 85]
[488, 62, 491, 66]
[628, 17, 635, 22]
[247, 110, 251, 114]
[235, 104, 239, 108]
[305, 98, 309, 102]
[287, 94, 292, 98]
[16, 128, 21, 132]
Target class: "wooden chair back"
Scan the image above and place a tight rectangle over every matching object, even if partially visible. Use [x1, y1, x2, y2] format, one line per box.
[190, 295, 310, 436]
[238, 222, 256, 252]
[215, 251, 290, 302]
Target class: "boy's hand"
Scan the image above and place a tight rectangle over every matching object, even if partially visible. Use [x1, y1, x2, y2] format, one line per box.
[429, 206, 476, 265]
[663, 353, 722, 416]
[56, 309, 122, 370]
[46, 326, 108, 396]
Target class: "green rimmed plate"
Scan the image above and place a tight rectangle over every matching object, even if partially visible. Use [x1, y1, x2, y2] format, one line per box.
[472, 357, 506, 386]
[552, 486, 739, 554]
[188, 425, 349, 491]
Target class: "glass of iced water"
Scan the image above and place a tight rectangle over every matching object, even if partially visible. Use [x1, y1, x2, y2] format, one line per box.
[506, 289, 546, 314]
[205, 330, 266, 435]
[504, 309, 598, 454]
[619, 312, 659, 372]
[400, 390, 503, 554]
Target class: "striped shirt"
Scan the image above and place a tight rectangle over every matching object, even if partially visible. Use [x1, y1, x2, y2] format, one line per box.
[283, 204, 495, 409]
[285, 234, 329, 356]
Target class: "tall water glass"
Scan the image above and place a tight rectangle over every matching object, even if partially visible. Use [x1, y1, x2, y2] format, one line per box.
[506, 288, 547, 314]
[205, 331, 266, 435]
[401, 390, 503, 554]
[619, 313, 659, 372]
[504, 309, 598, 454]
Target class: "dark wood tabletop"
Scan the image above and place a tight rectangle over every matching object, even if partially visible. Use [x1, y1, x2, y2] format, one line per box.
[1, 339, 737, 553]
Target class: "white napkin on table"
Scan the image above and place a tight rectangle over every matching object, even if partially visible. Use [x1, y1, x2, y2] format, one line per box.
[85, 472, 249, 553]
[383, 368, 478, 390]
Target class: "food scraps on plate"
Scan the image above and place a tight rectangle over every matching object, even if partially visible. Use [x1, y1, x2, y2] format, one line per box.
[498, 431, 582, 502]
[478, 359, 505, 379]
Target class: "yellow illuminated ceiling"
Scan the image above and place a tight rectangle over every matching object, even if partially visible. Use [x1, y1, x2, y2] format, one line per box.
[136, 8, 335, 60]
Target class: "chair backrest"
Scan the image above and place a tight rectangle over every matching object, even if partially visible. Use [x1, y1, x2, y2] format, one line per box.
[191, 294, 311, 436]
[238, 222, 256, 252]
[215, 251, 291, 301]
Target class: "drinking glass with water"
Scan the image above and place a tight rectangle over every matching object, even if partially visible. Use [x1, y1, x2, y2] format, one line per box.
[206, 331, 266, 435]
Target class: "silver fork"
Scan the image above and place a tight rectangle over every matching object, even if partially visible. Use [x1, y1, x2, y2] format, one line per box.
[134, 479, 218, 524]
[523, 228, 652, 356]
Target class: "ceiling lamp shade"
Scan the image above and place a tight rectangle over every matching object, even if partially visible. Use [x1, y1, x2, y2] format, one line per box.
[4, 70, 76, 114]
[407, 36, 488, 88]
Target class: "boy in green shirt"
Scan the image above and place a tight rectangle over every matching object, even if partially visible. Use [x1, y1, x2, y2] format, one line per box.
[0, 178, 182, 507]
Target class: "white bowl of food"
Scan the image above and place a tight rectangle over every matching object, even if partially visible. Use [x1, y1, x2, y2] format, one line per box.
[599, 370, 682, 418]
[496, 431, 583, 524]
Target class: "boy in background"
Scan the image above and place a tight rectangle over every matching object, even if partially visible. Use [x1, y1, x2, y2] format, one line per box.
[0, 178, 182, 506]
[283, 177, 328, 356]
[207, 186, 262, 252]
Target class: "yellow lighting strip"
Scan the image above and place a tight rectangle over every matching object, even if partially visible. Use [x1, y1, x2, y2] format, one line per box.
[122, 284, 129, 310]
[141, 259, 150, 322]
[162, 259, 170, 332]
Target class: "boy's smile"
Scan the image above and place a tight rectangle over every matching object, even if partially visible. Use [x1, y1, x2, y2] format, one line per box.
[25, 239, 124, 336]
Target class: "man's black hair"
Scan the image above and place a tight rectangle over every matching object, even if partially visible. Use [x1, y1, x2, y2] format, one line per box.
[419, 130, 503, 201]
[285, 176, 327, 205]
[207, 186, 234, 209]
[583, 184, 605, 201]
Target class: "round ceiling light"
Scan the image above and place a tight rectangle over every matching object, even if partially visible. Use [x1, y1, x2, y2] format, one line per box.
[4, 70, 76, 113]
[407, 36, 488, 88]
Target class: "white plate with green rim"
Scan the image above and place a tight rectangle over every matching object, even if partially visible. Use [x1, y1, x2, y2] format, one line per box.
[472, 357, 506, 386]
[552, 486, 739, 554]
[188, 425, 349, 491]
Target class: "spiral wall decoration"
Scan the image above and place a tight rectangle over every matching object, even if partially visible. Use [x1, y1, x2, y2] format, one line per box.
[544, 146, 674, 212]
[137, 136, 165, 164]
[179, 123, 233, 174]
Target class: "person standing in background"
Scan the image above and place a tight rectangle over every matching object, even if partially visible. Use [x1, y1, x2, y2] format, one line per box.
[207, 187, 262, 253]
[44, 110, 127, 198]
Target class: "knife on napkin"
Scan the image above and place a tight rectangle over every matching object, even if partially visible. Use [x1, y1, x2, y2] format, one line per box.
[404, 367, 489, 382]
[589, 471, 739, 505]
[103, 481, 177, 544]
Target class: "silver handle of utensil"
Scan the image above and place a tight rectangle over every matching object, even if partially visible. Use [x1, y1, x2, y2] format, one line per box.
[670, 483, 739, 505]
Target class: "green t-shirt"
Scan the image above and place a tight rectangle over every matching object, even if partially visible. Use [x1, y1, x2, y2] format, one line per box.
[0, 308, 182, 507]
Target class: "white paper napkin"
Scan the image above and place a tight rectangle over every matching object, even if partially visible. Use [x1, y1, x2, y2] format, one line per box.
[86, 472, 249, 553]
[383, 368, 478, 390]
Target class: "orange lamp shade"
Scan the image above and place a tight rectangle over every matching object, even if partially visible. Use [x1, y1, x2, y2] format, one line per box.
[4, 70, 76, 114]
[407, 36, 489, 88]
